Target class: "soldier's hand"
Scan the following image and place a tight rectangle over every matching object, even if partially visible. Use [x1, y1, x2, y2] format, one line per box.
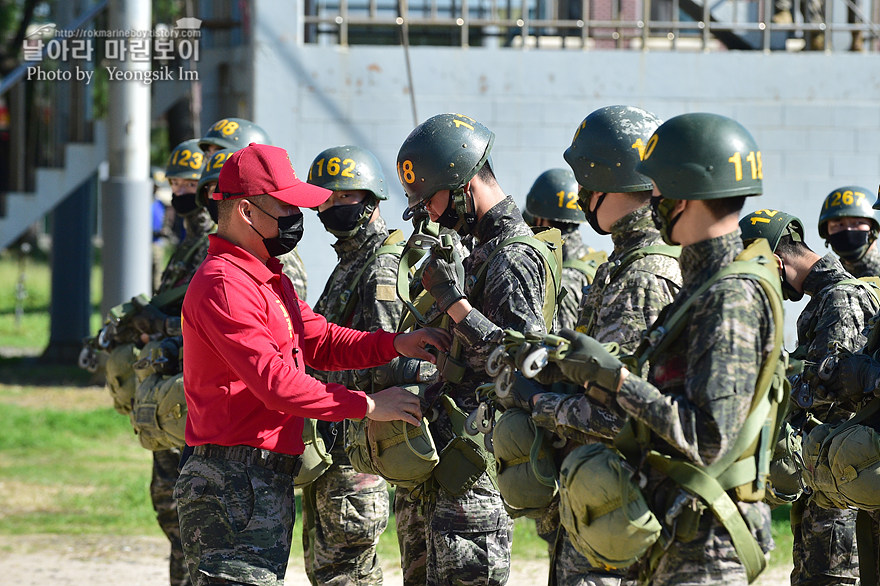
[496, 372, 545, 412]
[823, 352, 880, 403]
[365, 386, 423, 426]
[555, 328, 625, 391]
[132, 303, 170, 336]
[394, 328, 452, 363]
[421, 253, 466, 313]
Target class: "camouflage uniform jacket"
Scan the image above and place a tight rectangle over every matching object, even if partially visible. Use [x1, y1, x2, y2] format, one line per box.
[617, 230, 776, 562]
[155, 208, 214, 311]
[533, 206, 682, 444]
[841, 240, 880, 278]
[791, 253, 879, 424]
[279, 248, 308, 299]
[575, 205, 681, 351]
[557, 227, 592, 332]
[312, 216, 404, 393]
[439, 195, 547, 437]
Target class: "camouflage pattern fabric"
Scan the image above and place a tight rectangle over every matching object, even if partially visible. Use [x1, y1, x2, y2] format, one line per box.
[533, 205, 680, 585]
[398, 196, 544, 585]
[557, 227, 593, 332]
[394, 486, 429, 586]
[841, 240, 880, 278]
[152, 447, 190, 586]
[786, 253, 878, 585]
[615, 230, 775, 585]
[304, 215, 401, 585]
[155, 208, 213, 301]
[279, 247, 308, 299]
[174, 454, 297, 586]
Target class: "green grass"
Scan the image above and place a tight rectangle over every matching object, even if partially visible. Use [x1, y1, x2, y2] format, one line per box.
[0, 249, 104, 350]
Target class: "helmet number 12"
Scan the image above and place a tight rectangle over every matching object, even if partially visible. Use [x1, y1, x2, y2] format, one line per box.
[728, 151, 763, 182]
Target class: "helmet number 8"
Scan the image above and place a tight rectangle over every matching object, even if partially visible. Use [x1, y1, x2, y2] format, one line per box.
[728, 151, 763, 182]
[399, 160, 416, 184]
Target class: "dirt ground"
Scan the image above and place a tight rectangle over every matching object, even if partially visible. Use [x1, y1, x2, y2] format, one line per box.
[0, 533, 792, 585]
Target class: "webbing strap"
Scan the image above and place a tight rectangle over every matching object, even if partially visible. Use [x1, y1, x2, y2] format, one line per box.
[645, 452, 767, 583]
[562, 258, 599, 284]
[581, 244, 680, 334]
[856, 509, 879, 586]
[325, 230, 404, 325]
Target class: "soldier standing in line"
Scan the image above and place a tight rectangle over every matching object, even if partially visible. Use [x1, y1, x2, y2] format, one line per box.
[527, 106, 682, 585]
[818, 186, 880, 278]
[739, 209, 878, 586]
[526, 113, 782, 584]
[523, 168, 599, 332]
[300, 145, 426, 584]
[144, 138, 209, 586]
[394, 113, 551, 586]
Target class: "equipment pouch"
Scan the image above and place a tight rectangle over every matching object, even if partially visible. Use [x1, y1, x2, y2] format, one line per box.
[433, 436, 488, 497]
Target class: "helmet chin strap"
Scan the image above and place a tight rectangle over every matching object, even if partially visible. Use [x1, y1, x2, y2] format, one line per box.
[450, 183, 478, 235]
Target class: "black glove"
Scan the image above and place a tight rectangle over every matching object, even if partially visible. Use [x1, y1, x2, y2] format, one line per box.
[496, 372, 545, 412]
[555, 328, 625, 391]
[825, 352, 880, 403]
[421, 253, 466, 313]
[131, 303, 171, 336]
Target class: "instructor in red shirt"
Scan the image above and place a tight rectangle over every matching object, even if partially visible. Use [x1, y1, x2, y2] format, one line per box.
[174, 143, 450, 586]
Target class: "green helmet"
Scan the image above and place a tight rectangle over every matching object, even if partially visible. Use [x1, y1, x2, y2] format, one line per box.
[397, 113, 495, 215]
[637, 113, 763, 200]
[818, 186, 878, 238]
[525, 168, 584, 224]
[198, 117, 271, 152]
[307, 145, 388, 201]
[564, 105, 662, 193]
[739, 209, 804, 252]
[197, 148, 233, 207]
[165, 139, 205, 181]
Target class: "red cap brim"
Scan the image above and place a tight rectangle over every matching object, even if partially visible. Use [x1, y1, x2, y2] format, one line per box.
[269, 180, 332, 207]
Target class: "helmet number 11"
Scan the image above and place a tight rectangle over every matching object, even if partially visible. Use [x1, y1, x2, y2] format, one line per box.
[728, 151, 763, 182]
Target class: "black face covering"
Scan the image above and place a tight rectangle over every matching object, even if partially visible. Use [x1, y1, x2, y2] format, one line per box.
[247, 200, 304, 257]
[827, 230, 872, 260]
[778, 257, 804, 301]
[171, 193, 199, 216]
[650, 196, 683, 246]
[318, 201, 368, 237]
[582, 189, 610, 236]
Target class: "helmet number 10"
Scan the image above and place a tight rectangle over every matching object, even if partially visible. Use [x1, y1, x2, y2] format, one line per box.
[728, 151, 763, 182]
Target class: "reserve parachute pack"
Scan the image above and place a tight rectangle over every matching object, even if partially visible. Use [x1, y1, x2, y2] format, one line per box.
[492, 406, 558, 514]
[105, 343, 140, 415]
[559, 238, 788, 582]
[130, 337, 187, 451]
[294, 418, 334, 488]
[346, 383, 439, 488]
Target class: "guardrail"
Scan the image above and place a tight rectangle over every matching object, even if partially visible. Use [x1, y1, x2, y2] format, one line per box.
[301, 0, 878, 51]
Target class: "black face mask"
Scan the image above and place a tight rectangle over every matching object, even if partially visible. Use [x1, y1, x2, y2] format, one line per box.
[827, 230, 872, 260]
[651, 196, 683, 246]
[581, 189, 610, 236]
[247, 200, 304, 257]
[171, 193, 198, 216]
[318, 201, 368, 237]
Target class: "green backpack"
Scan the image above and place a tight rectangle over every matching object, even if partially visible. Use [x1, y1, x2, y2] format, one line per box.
[130, 339, 187, 451]
[105, 343, 140, 415]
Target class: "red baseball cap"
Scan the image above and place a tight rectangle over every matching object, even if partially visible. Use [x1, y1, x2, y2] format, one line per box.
[214, 143, 331, 207]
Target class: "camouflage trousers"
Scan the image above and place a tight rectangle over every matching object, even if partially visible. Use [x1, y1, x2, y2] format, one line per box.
[174, 452, 297, 586]
[394, 473, 513, 586]
[791, 497, 859, 585]
[537, 497, 631, 586]
[152, 448, 190, 586]
[301, 452, 389, 585]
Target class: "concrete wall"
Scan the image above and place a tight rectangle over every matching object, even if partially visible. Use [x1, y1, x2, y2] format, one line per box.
[244, 0, 880, 343]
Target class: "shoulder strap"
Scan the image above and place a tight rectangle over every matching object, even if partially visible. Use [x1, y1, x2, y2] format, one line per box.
[326, 230, 405, 325]
[581, 244, 681, 335]
[838, 277, 880, 305]
[469, 228, 563, 332]
[562, 258, 599, 284]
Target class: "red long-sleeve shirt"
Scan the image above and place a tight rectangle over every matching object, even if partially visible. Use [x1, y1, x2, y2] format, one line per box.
[181, 234, 400, 455]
